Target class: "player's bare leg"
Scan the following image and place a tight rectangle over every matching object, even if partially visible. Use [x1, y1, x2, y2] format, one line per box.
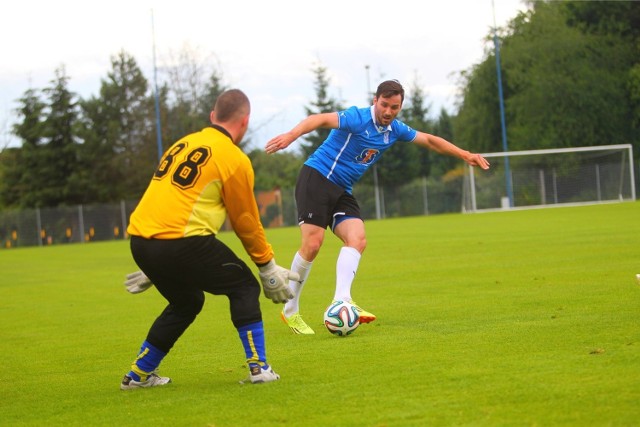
[281, 224, 325, 334]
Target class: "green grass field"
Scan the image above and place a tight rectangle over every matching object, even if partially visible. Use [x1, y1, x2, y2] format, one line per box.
[1, 202, 639, 426]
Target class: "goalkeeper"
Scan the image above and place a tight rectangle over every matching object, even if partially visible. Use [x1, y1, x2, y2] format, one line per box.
[120, 89, 298, 390]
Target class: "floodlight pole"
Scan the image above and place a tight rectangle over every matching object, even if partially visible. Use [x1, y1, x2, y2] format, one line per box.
[492, 0, 514, 207]
[151, 9, 163, 162]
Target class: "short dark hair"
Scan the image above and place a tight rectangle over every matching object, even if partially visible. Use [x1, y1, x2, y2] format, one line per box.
[213, 89, 250, 122]
[375, 80, 404, 103]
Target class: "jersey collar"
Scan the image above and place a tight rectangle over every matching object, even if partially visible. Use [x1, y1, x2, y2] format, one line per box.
[370, 105, 392, 133]
[210, 124, 232, 140]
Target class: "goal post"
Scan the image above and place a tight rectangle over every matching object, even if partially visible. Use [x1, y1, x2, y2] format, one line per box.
[463, 144, 636, 212]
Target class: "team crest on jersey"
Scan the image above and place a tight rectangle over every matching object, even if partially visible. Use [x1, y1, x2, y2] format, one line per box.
[375, 127, 391, 144]
[356, 148, 380, 165]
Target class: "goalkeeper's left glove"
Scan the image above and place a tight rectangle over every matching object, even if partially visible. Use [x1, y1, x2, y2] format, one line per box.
[258, 259, 299, 303]
[124, 270, 153, 294]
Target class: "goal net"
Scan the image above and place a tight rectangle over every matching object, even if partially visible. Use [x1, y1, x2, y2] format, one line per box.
[463, 144, 636, 212]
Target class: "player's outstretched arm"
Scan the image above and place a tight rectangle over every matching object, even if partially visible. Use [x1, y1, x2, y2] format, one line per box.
[265, 112, 338, 154]
[413, 132, 490, 170]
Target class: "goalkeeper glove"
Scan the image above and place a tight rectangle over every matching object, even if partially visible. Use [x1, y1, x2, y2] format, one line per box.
[258, 259, 299, 303]
[124, 270, 153, 294]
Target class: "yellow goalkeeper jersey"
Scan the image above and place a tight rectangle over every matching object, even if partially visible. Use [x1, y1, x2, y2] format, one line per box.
[127, 126, 273, 265]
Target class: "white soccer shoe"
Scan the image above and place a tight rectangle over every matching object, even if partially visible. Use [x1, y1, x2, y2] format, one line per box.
[240, 365, 280, 384]
[120, 372, 171, 390]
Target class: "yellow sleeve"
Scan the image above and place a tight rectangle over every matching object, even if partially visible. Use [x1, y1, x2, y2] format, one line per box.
[222, 155, 274, 265]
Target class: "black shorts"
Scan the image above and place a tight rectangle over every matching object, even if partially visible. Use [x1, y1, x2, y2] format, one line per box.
[130, 234, 262, 329]
[295, 165, 362, 229]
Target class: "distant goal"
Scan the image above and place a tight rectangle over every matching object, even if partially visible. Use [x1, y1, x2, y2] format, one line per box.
[463, 144, 636, 212]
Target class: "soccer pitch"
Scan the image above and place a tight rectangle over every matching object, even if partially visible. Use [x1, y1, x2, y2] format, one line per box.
[1, 202, 639, 426]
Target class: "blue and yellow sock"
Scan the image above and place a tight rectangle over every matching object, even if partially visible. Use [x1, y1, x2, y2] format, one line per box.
[127, 340, 166, 381]
[237, 321, 267, 369]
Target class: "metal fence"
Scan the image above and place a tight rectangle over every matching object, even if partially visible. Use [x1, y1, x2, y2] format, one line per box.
[0, 176, 467, 249]
[6, 156, 633, 249]
[0, 201, 137, 248]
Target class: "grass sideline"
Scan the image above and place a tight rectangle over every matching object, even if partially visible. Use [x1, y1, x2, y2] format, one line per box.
[1, 202, 639, 426]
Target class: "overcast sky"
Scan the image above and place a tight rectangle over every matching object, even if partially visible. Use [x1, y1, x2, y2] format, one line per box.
[0, 0, 529, 150]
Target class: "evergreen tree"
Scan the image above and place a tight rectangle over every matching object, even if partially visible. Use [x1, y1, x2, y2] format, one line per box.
[299, 63, 344, 157]
[1, 88, 46, 207]
[198, 71, 227, 120]
[79, 51, 159, 201]
[431, 108, 459, 177]
[0, 147, 20, 208]
[39, 66, 81, 207]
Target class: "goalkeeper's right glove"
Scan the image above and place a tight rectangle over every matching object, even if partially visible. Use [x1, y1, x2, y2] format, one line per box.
[258, 259, 299, 304]
[124, 270, 153, 294]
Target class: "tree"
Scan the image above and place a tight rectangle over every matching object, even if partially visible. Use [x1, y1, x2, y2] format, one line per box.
[431, 108, 460, 177]
[454, 1, 637, 156]
[41, 65, 82, 206]
[453, 51, 505, 154]
[563, 0, 640, 39]
[162, 45, 229, 147]
[504, 2, 635, 150]
[0, 88, 46, 207]
[7, 66, 85, 208]
[78, 51, 159, 201]
[248, 148, 303, 192]
[0, 147, 22, 208]
[198, 70, 227, 120]
[562, 0, 640, 150]
[299, 62, 344, 157]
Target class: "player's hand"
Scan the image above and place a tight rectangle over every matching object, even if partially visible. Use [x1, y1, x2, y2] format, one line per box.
[466, 153, 491, 170]
[124, 270, 153, 294]
[258, 259, 299, 303]
[265, 134, 294, 154]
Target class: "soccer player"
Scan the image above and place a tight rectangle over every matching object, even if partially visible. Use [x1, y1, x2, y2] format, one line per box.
[265, 79, 490, 334]
[120, 89, 298, 389]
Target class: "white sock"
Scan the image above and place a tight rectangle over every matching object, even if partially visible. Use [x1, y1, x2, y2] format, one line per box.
[283, 252, 313, 318]
[334, 246, 361, 302]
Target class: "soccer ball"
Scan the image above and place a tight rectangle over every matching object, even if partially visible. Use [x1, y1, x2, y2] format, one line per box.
[323, 300, 360, 336]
